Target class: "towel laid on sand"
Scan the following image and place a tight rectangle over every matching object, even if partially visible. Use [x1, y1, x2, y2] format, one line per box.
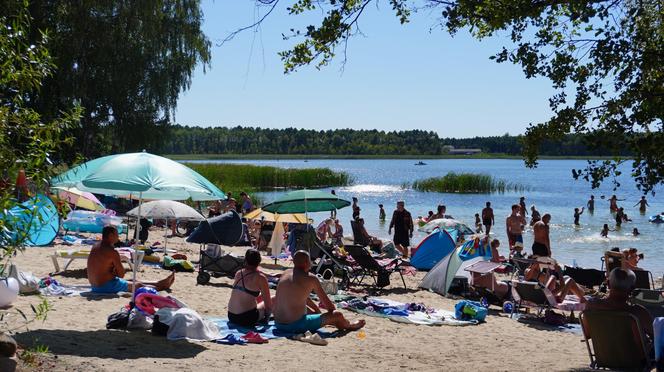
[156, 307, 221, 341]
[339, 297, 478, 326]
[209, 318, 337, 342]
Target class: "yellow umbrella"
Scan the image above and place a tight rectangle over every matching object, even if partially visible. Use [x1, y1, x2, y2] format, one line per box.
[244, 208, 308, 223]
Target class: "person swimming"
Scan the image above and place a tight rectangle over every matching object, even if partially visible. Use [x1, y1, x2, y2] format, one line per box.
[600, 224, 612, 238]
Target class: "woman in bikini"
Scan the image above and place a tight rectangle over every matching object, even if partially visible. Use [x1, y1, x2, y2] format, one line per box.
[227, 249, 272, 327]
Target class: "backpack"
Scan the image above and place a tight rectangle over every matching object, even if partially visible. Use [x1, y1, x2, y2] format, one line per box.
[454, 300, 487, 322]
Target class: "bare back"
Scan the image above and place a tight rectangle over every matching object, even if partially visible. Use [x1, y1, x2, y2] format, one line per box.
[87, 243, 124, 287]
[533, 221, 549, 246]
[482, 207, 493, 221]
[273, 268, 317, 323]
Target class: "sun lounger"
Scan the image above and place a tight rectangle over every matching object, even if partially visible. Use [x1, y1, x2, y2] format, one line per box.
[51, 248, 142, 273]
[345, 244, 408, 289]
[580, 310, 654, 370]
[510, 280, 586, 318]
[562, 266, 605, 288]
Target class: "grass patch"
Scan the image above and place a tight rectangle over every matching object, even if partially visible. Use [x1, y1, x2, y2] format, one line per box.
[186, 163, 353, 198]
[411, 172, 526, 194]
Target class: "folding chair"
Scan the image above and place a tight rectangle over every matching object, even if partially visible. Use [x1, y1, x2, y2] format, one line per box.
[345, 244, 408, 289]
[633, 269, 655, 290]
[580, 310, 654, 370]
[350, 220, 370, 246]
[510, 280, 585, 318]
[631, 288, 664, 318]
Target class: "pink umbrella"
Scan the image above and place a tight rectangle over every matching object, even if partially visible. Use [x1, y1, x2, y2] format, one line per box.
[53, 187, 105, 211]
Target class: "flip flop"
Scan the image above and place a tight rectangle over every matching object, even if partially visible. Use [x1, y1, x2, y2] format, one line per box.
[242, 331, 268, 344]
[216, 334, 247, 345]
[294, 331, 328, 346]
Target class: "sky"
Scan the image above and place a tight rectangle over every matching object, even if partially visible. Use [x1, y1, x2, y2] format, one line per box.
[175, 0, 557, 138]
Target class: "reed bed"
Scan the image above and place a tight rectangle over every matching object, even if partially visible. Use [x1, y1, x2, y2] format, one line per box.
[186, 163, 353, 193]
[411, 172, 526, 194]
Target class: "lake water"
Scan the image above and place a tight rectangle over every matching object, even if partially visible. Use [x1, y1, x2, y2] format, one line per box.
[187, 159, 663, 276]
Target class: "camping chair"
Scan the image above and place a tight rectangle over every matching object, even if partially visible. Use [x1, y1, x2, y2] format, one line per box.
[345, 244, 408, 289]
[601, 250, 623, 275]
[633, 269, 655, 290]
[310, 238, 357, 289]
[350, 220, 370, 246]
[562, 266, 605, 289]
[580, 310, 654, 370]
[509, 257, 536, 278]
[510, 280, 586, 318]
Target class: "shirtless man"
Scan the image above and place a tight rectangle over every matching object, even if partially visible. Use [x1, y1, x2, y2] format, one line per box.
[481, 202, 494, 236]
[505, 204, 525, 256]
[88, 226, 174, 294]
[532, 213, 551, 257]
[273, 251, 365, 334]
[634, 196, 649, 214]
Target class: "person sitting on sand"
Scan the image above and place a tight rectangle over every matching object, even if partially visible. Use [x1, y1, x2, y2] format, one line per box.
[88, 226, 174, 294]
[273, 251, 365, 334]
[585, 268, 653, 339]
[228, 249, 272, 327]
[524, 257, 586, 303]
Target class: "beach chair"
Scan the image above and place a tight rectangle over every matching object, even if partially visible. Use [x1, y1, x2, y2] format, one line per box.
[310, 238, 357, 289]
[345, 244, 408, 289]
[580, 310, 654, 370]
[350, 220, 370, 246]
[633, 269, 655, 290]
[601, 250, 623, 275]
[562, 266, 605, 289]
[510, 280, 586, 318]
[509, 257, 536, 278]
[50, 248, 140, 273]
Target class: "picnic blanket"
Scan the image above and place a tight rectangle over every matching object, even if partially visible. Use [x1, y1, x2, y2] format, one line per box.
[339, 297, 478, 326]
[209, 318, 337, 342]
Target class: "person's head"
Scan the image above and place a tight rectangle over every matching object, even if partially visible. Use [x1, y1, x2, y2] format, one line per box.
[227, 192, 232, 198]
[326, 218, 334, 226]
[352, 197, 358, 202]
[610, 247, 620, 252]
[396, 201, 405, 210]
[590, 195, 594, 200]
[441, 205, 447, 213]
[611, 194, 616, 200]
[428, 211, 434, 217]
[542, 214, 551, 223]
[378, 204, 384, 209]
[486, 201, 491, 207]
[437, 205, 444, 213]
[334, 219, 341, 226]
[293, 250, 311, 271]
[240, 191, 247, 197]
[633, 227, 639, 234]
[102, 225, 119, 244]
[520, 196, 525, 202]
[574, 207, 579, 212]
[511, 204, 520, 214]
[603, 224, 609, 230]
[475, 213, 480, 218]
[244, 249, 261, 269]
[331, 190, 336, 195]
[531, 205, 536, 211]
[641, 196, 645, 200]
[490, 239, 500, 248]
[607, 268, 636, 295]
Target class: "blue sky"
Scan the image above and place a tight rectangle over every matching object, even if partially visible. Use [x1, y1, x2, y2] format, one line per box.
[175, 1, 556, 138]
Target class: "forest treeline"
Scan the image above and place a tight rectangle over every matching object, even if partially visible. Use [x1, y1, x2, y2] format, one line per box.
[156, 125, 627, 156]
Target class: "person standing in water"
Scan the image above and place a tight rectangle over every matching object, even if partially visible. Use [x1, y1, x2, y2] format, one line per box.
[378, 204, 386, 222]
[530, 205, 541, 226]
[573, 207, 584, 226]
[519, 197, 528, 217]
[481, 201, 494, 236]
[587, 195, 595, 213]
[615, 207, 626, 228]
[634, 196, 649, 214]
[532, 214, 552, 257]
[506, 205, 526, 256]
[352, 197, 360, 220]
[600, 224, 612, 238]
[609, 195, 624, 213]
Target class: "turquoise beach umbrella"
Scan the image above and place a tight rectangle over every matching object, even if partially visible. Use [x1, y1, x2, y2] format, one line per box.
[51, 152, 225, 201]
[262, 189, 350, 214]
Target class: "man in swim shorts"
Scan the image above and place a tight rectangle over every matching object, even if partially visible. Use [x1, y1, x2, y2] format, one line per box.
[481, 201, 494, 236]
[505, 204, 525, 256]
[273, 251, 365, 334]
[532, 214, 552, 257]
[88, 226, 175, 293]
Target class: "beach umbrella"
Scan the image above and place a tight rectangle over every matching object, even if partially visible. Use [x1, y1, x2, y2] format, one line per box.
[51, 152, 225, 300]
[262, 189, 350, 214]
[52, 186, 105, 211]
[243, 208, 308, 224]
[419, 218, 475, 236]
[127, 200, 205, 248]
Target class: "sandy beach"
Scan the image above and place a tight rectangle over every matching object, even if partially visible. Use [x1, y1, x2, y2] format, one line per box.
[4, 229, 592, 372]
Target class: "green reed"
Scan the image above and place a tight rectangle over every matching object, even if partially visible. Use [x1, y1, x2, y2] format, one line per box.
[411, 172, 526, 194]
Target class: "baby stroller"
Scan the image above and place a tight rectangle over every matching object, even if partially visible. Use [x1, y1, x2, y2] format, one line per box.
[196, 244, 245, 285]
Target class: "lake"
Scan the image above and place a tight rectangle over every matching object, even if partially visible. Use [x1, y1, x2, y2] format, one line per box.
[186, 158, 663, 276]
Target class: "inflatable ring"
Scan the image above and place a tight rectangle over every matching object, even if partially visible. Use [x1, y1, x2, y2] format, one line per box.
[134, 293, 180, 315]
[649, 215, 664, 224]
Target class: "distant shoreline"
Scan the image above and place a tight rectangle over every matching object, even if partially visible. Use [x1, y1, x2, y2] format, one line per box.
[167, 153, 617, 161]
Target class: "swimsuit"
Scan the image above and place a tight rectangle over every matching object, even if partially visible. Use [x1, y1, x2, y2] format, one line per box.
[228, 308, 261, 327]
[508, 233, 523, 248]
[532, 242, 549, 257]
[275, 313, 323, 334]
[233, 270, 260, 297]
[91, 277, 128, 293]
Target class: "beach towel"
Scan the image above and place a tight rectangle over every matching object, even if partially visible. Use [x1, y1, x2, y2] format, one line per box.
[209, 318, 337, 342]
[156, 307, 221, 341]
[339, 297, 479, 326]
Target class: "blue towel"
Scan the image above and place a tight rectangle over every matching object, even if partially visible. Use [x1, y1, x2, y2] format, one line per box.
[209, 318, 337, 341]
[655, 317, 664, 361]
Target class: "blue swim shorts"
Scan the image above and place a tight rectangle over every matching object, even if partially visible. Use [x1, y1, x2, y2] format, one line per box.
[275, 314, 323, 334]
[92, 277, 129, 293]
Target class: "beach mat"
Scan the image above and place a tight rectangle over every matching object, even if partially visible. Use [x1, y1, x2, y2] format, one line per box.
[209, 318, 338, 341]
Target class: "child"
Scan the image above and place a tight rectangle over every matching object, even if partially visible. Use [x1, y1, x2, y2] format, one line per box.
[600, 224, 612, 238]
[474, 213, 483, 233]
[378, 204, 386, 221]
[573, 206, 584, 226]
[632, 227, 640, 236]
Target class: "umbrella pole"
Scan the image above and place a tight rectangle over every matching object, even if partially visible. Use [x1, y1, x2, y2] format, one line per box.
[165, 218, 168, 250]
[132, 192, 143, 303]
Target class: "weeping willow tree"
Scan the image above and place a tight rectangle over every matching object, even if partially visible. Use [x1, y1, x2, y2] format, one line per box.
[21, 0, 211, 159]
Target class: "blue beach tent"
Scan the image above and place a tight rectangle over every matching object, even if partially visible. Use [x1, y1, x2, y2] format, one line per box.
[1, 194, 60, 246]
[410, 228, 457, 270]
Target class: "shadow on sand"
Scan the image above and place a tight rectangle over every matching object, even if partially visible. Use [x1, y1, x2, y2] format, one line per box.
[14, 329, 207, 359]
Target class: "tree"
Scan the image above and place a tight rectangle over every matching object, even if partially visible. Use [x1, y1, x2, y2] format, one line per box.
[22, 0, 211, 159]
[1, 0, 80, 333]
[241, 0, 663, 193]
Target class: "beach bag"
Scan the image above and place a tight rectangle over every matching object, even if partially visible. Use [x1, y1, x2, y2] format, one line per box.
[7, 264, 39, 294]
[376, 271, 390, 287]
[106, 307, 130, 329]
[317, 269, 338, 295]
[454, 300, 487, 322]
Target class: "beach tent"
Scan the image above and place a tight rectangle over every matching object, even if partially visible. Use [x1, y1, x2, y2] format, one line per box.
[419, 218, 474, 237]
[1, 194, 60, 247]
[52, 186, 105, 211]
[186, 210, 243, 246]
[419, 237, 492, 296]
[410, 228, 457, 270]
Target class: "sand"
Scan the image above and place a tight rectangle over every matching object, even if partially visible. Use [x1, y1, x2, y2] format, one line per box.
[5, 230, 590, 371]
